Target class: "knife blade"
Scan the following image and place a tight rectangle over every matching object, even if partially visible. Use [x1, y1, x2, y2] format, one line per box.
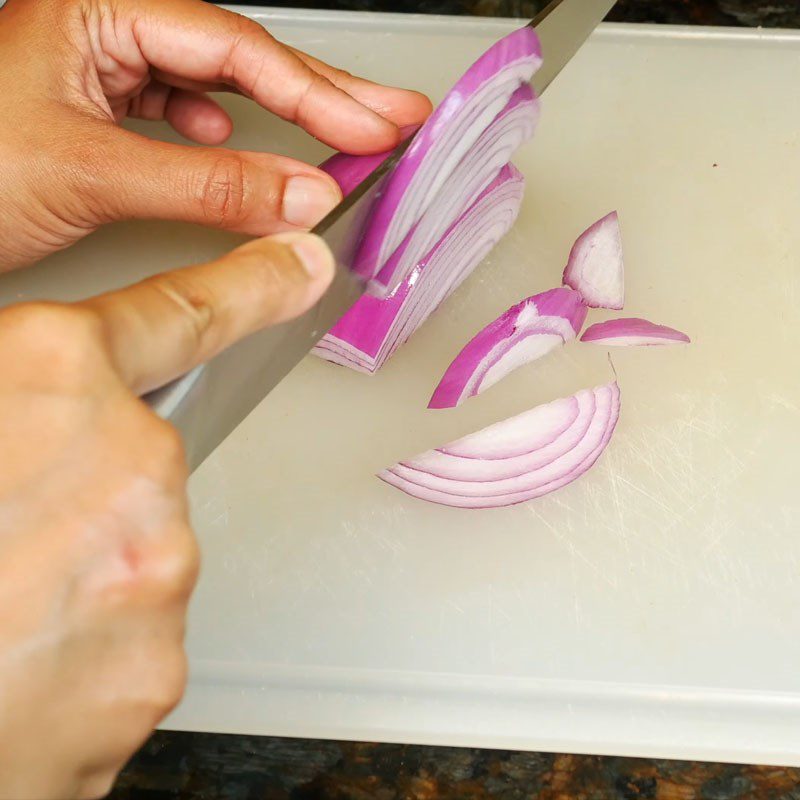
[150, 0, 615, 472]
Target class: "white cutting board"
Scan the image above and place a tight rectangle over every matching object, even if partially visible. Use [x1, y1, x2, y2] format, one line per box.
[2, 8, 800, 766]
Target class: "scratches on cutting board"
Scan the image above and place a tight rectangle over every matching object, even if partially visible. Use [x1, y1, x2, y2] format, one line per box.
[526, 504, 619, 591]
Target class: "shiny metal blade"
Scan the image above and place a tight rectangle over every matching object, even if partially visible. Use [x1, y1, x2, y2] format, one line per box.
[530, 0, 616, 95]
[154, 0, 614, 472]
[147, 173, 386, 471]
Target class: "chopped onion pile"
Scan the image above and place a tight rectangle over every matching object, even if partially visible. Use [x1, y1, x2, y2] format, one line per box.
[314, 165, 526, 373]
[379, 382, 621, 509]
[581, 317, 690, 346]
[428, 288, 587, 409]
[562, 211, 624, 309]
[313, 29, 691, 510]
[353, 26, 542, 289]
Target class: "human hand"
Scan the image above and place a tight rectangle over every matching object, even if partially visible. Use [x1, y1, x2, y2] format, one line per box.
[0, 0, 431, 270]
[0, 231, 334, 800]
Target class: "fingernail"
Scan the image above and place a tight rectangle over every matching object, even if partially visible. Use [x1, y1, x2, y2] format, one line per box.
[283, 175, 340, 228]
[273, 233, 334, 279]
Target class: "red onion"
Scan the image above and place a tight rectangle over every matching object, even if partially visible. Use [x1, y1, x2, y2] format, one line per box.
[320, 150, 392, 195]
[354, 26, 542, 289]
[371, 84, 540, 294]
[581, 317, 690, 346]
[379, 381, 621, 509]
[428, 288, 587, 409]
[562, 211, 624, 310]
[313, 165, 525, 373]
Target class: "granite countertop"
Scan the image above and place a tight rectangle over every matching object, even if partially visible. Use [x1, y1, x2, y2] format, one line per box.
[114, 733, 800, 799]
[115, 3, 800, 798]
[222, 0, 800, 27]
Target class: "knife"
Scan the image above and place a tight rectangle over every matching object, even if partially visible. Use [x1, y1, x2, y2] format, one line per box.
[148, 0, 616, 472]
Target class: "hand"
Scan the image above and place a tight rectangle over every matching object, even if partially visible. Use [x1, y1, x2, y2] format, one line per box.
[0, 0, 431, 270]
[0, 231, 335, 800]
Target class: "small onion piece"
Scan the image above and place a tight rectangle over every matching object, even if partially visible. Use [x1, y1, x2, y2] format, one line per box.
[428, 288, 587, 409]
[354, 26, 542, 288]
[314, 164, 526, 374]
[379, 381, 621, 509]
[581, 317, 691, 346]
[562, 211, 624, 310]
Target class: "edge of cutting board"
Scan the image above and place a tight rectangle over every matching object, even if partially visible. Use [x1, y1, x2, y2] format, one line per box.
[167, 8, 800, 765]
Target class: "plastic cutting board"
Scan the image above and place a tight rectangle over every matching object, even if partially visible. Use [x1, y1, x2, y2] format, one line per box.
[2, 7, 800, 766]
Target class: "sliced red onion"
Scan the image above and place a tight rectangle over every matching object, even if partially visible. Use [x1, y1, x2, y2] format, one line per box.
[313, 164, 525, 373]
[372, 83, 540, 293]
[354, 26, 542, 287]
[318, 124, 422, 196]
[320, 150, 392, 196]
[562, 211, 624, 310]
[428, 288, 587, 409]
[378, 381, 621, 509]
[581, 317, 690, 346]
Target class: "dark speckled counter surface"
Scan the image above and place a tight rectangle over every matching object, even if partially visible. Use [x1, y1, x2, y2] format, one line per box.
[115, 3, 800, 798]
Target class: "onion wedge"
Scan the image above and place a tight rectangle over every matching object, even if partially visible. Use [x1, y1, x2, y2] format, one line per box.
[581, 317, 690, 346]
[562, 211, 624, 310]
[428, 288, 587, 409]
[379, 381, 621, 509]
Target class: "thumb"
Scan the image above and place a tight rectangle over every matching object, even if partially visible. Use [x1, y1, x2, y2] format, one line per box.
[78, 232, 334, 395]
[92, 129, 342, 235]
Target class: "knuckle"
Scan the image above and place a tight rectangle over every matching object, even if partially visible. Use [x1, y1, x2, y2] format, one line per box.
[144, 416, 189, 480]
[155, 526, 201, 599]
[293, 71, 331, 129]
[76, 772, 118, 800]
[233, 12, 270, 42]
[0, 303, 106, 385]
[144, 273, 217, 357]
[153, 647, 190, 713]
[196, 152, 253, 229]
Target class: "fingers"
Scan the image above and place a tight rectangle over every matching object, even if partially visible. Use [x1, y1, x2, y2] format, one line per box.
[126, 0, 405, 153]
[288, 46, 433, 130]
[93, 128, 342, 234]
[164, 91, 233, 146]
[79, 233, 335, 395]
[129, 83, 234, 146]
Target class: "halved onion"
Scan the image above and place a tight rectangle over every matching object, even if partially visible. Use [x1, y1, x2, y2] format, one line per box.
[379, 381, 621, 509]
[354, 25, 542, 289]
[320, 149, 393, 196]
[562, 211, 624, 310]
[428, 288, 587, 409]
[314, 164, 526, 373]
[581, 317, 690, 346]
[372, 83, 540, 293]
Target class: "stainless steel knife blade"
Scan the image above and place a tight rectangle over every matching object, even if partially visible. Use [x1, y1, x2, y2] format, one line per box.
[152, 0, 615, 472]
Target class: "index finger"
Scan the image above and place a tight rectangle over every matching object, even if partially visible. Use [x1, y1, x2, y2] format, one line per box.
[78, 233, 334, 395]
[126, 0, 412, 154]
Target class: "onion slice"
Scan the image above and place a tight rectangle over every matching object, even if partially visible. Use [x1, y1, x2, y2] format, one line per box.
[562, 211, 624, 310]
[354, 26, 542, 287]
[314, 164, 526, 374]
[379, 381, 621, 509]
[372, 84, 540, 293]
[428, 288, 587, 409]
[581, 317, 691, 346]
